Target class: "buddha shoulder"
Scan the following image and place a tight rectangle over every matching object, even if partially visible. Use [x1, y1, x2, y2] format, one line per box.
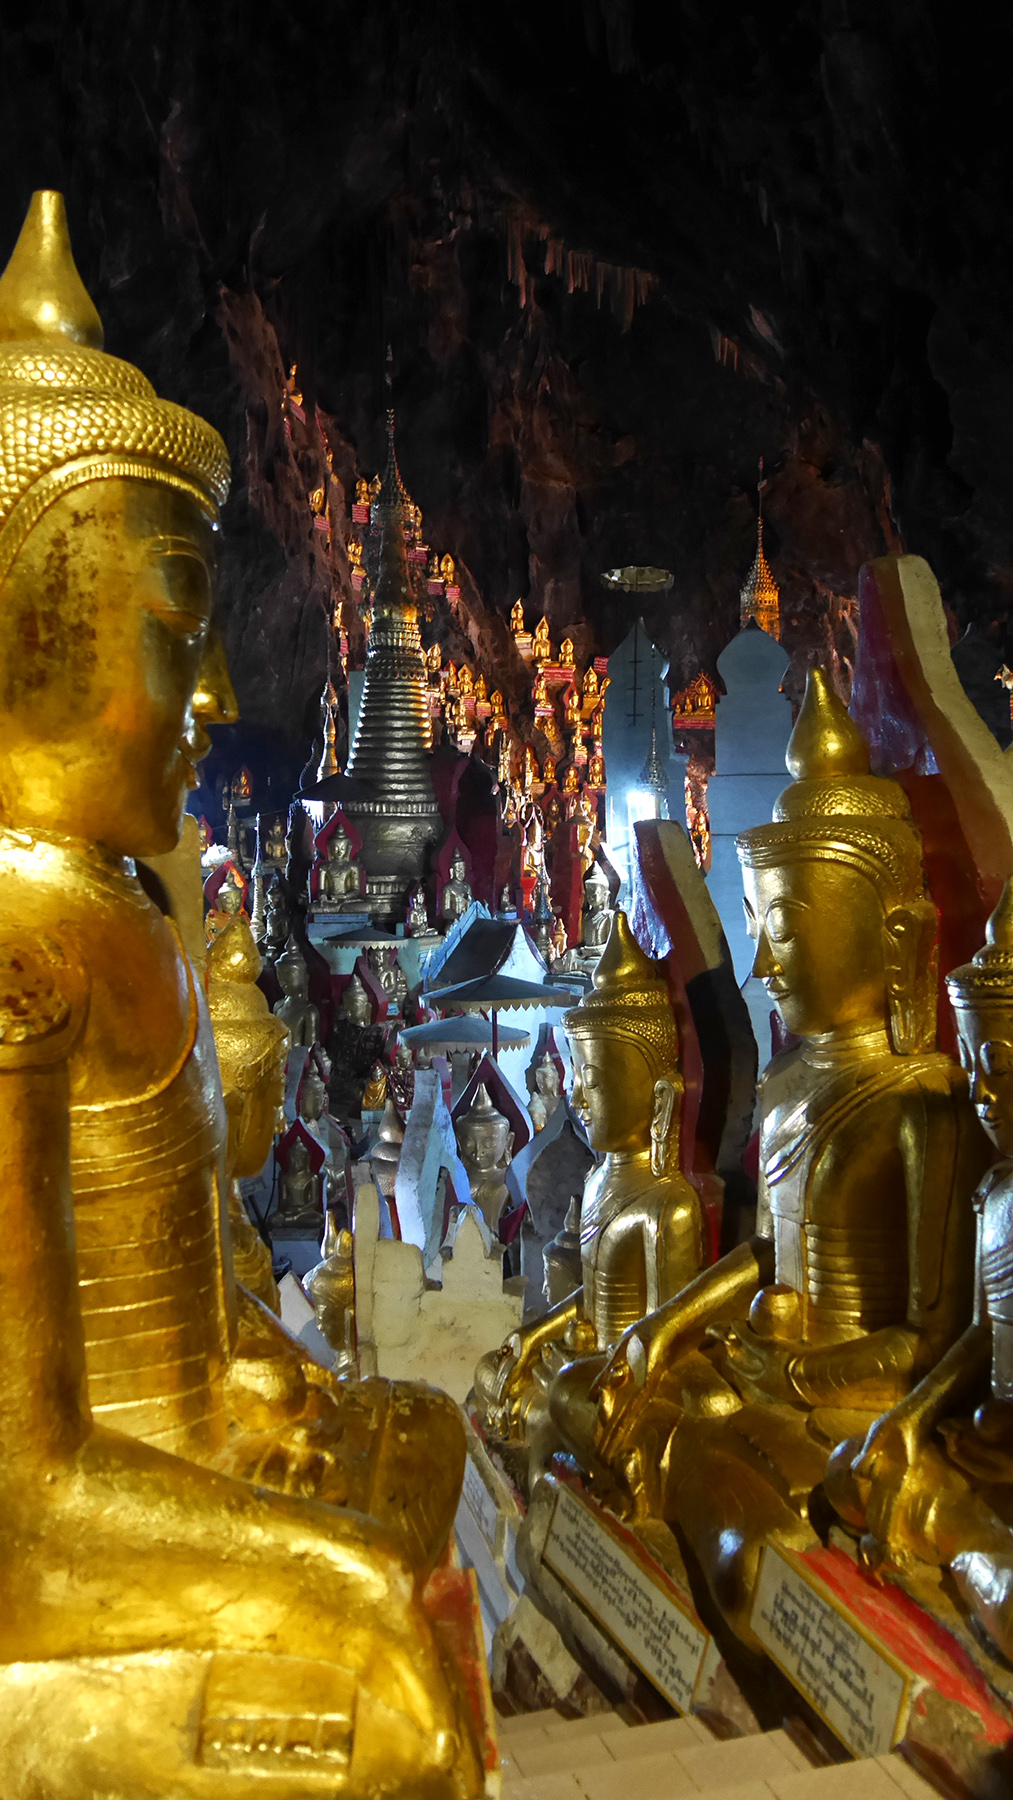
[0, 926, 86, 1067]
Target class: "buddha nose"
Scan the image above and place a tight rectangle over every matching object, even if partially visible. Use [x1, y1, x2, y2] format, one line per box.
[751, 929, 779, 982]
[193, 629, 239, 727]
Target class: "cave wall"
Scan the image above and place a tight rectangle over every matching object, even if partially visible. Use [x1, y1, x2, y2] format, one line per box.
[1, 1, 1010, 779]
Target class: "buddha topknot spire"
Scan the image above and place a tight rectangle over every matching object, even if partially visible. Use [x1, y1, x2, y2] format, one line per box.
[948, 878, 1013, 999]
[0, 190, 103, 348]
[786, 668, 870, 781]
[564, 909, 680, 1075]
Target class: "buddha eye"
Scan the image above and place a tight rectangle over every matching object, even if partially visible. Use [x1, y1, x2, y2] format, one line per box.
[765, 901, 804, 944]
[982, 1042, 1013, 1077]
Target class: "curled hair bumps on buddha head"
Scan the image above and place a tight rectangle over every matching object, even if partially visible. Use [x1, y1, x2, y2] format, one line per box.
[563, 909, 680, 1083]
[0, 190, 229, 588]
[737, 667, 938, 1054]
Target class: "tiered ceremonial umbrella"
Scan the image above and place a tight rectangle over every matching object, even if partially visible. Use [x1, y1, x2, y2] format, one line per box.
[425, 972, 581, 1058]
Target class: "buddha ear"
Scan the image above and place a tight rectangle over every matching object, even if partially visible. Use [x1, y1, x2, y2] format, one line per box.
[651, 1078, 677, 1176]
[884, 900, 939, 1054]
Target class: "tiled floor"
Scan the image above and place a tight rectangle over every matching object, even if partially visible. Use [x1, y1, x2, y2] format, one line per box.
[496, 1707, 941, 1800]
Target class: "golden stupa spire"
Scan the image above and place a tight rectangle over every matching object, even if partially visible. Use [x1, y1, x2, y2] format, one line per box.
[0, 190, 103, 347]
[785, 667, 870, 781]
[739, 457, 780, 639]
[948, 877, 1013, 999]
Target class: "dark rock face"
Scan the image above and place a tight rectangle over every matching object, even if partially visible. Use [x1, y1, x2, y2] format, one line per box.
[2, 3, 1010, 779]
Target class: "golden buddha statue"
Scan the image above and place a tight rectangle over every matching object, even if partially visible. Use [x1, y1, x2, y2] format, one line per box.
[317, 820, 363, 905]
[456, 1084, 514, 1232]
[262, 815, 287, 865]
[583, 665, 599, 701]
[278, 1135, 324, 1227]
[406, 879, 430, 936]
[533, 615, 552, 664]
[371, 1095, 405, 1200]
[207, 914, 288, 1314]
[306, 1210, 357, 1373]
[528, 1051, 562, 1133]
[441, 848, 473, 927]
[362, 1058, 388, 1110]
[472, 911, 703, 1489]
[588, 671, 986, 1649]
[824, 880, 1013, 1663]
[0, 191, 480, 1796]
[341, 969, 373, 1026]
[204, 860, 246, 946]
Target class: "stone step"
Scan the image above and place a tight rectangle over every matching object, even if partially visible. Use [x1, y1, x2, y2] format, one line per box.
[496, 1710, 940, 1800]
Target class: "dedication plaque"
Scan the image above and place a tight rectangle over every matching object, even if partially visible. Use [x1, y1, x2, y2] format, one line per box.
[542, 1483, 711, 1714]
[751, 1545, 910, 1758]
[462, 1453, 501, 1555]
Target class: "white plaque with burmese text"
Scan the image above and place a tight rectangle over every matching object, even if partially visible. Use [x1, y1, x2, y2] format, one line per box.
[751, 1545, 910, 1757]
[542, 1483, 710, 1714]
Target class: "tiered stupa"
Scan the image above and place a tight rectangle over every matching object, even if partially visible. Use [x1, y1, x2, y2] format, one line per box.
[341, 413, 443, 921]
[739, 481, 781, 639]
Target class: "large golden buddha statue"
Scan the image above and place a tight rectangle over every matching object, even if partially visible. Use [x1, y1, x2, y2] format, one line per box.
[0, 191, 480, 1797]
[472, 910, 704, 1488]
[586, 671, 987, 1647]
[825, 880, 1013, 1663]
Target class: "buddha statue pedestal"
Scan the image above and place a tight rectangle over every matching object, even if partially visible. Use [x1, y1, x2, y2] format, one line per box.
[582, 672, 987, 1660]
[471, 910, 704, 1498]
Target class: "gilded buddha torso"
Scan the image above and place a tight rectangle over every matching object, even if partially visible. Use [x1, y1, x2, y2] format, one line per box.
[4, 830, 230, 1459]
[581, 1150, 700, 1348]
[760, 1032, 973, 1348]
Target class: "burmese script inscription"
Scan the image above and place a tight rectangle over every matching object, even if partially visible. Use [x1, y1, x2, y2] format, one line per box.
[751, 1547, 909, 1757]
[463, 1454, 501, 1555]
[543, 1485, 709, 1713]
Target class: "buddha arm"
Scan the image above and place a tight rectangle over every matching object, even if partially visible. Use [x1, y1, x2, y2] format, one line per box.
[601, 1235, 774, 1391]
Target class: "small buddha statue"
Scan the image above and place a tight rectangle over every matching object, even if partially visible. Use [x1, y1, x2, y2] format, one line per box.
[0, 190, 478, 1791]
[278, 1136, 323, 1227]
[533, 615, 553, 664]
[583, 666, 599, 701]
[543, 754, 557, 786]
[511, 599, 525, 633]
[208, 915, 290, 1315]
[528, 1051, 563, 1133]
[581, 861, 612, 949]
[272, 935, 321, 1047]
[562, 763, 579, 797]
[371, 1095, 406, 1199]
[552, 915, 568, 960]
[305, 1211, 357, 1374]
[560, 636, 575, 668]
[362, 1059, 389, 1111]
[456, 1085, 514, 1233]
[317, 821, 363, 905]
[564, 686, 581, 729]
[586, 671, 987, 1649]
[341, 970, 373, 1026]
[441, 848, 473, 928]
[390, 1037, 416, 1114]
[544, 1197, 584, 1308]
[824, 880, 1013, 1663]
[263, 815, 287, 864]
[406, 880, 430, 936]
[204, 861, 246, 947]
[472, 911, 703, 1491]
[368, 944, 399, 1006]
[531, 878, 556, 961]
[588, 749, 605, 788]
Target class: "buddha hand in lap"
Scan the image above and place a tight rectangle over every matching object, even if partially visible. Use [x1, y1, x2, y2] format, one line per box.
[825, 880, 1013, 1663]
[0, 191, 479, 1798]
[472, 910, 704, 1493]
[589, 671, 987, 1649]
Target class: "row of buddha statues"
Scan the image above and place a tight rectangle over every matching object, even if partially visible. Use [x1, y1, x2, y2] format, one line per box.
[469, 666, 1013, 1682]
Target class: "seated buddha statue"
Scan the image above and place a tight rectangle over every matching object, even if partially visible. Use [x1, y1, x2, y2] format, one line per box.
[440, 848, 473, 928]
[0, 191, 480, 1797]
[825, 879, 1013, 1663]
[586, 670, 986, 1649]
[456, 1083, 514, 1232]
[317, 821, 363, 906]
[207, 914, 289, 1314]
[277, 1136, 324, 1227]
[472, 910, 704, 1491]
[272, 934, 321, 1047]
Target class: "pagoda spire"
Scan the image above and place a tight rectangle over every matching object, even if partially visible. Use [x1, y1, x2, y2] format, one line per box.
[342, 400, 442, 922]
[739, 457, 781, 639]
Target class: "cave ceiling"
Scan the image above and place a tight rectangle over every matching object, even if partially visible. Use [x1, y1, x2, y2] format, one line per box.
[2, 1, 1010, 788]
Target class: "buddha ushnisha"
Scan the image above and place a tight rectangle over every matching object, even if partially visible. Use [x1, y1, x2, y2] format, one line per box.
[825, 880, 1013, 1663]
[472, 910, 703, 1489]
[0, 192, 479, 1798]
[589, 670, 987, 1648]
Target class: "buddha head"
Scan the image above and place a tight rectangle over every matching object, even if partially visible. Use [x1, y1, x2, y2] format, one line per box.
[0, 192, 234, 857]
[275, 936, 310, 1001]
[218, 867, 245, 915]
[947, 881, 1013, 1156]
[737, 669, 937, 1053]
[449, 850, 467, 885]
[299, 1065, 326, 1124]
[328, 824, 352, 865]
[584, 862, 609, 914]
[456, 1084, 513, 1176]
[534, 1052, 561, 1099]
[564, 910, 680, 1175]
[207, 915, 290, 1177]
[341, 971, 372, 1025]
